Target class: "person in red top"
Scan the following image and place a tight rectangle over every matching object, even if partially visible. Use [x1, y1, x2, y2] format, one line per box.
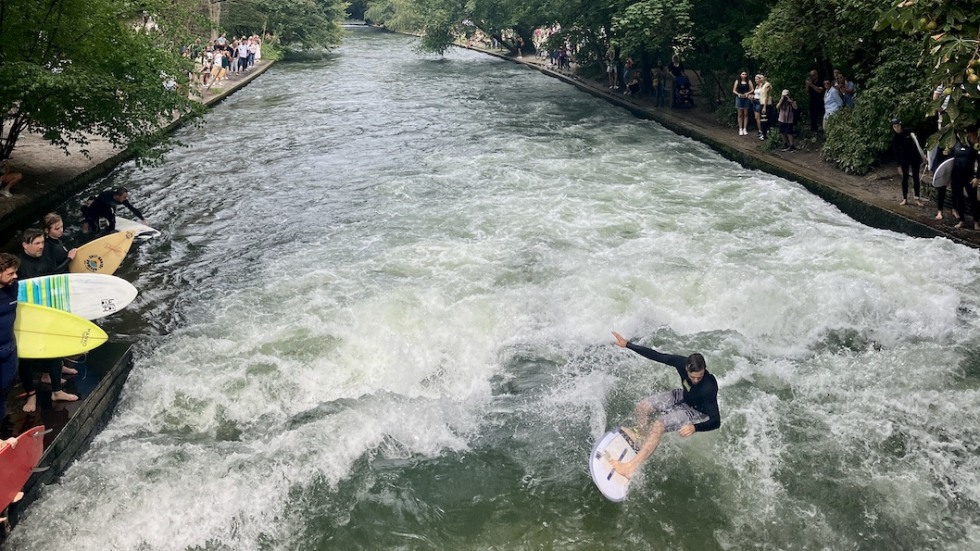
[609, 331, 721, 478]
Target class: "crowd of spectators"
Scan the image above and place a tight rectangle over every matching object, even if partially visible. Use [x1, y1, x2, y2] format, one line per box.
[182, 34, 263, 90]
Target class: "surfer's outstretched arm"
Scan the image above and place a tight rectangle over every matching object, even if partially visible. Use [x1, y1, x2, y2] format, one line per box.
[612, 332, 688, 370]
[1, 437, 15, 450]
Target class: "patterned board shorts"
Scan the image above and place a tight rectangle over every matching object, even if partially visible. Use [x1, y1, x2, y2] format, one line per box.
[644, 389, 709, 432]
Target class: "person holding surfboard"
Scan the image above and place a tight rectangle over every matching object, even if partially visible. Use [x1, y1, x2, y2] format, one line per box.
[608, 331, 721, 478]
[82, 187, 147, 235]
[16, 229, 79, 412]
[890, 119, 923, 207]
[0, 254, 20, 424]
[42, 213, 77, 274]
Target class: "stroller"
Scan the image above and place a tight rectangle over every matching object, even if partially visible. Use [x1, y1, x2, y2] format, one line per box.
[672, 75, 695, 108]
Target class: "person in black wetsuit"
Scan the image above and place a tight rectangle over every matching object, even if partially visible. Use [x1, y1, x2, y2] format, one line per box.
[0, 253, 19, 426]
[16, 228, 56, 280]
[890, 118, 923, 206]
[609, 331, 721, 478]
[16, 228, 78, 412]
[42, 213, 77, 274]
[950, 128, 980, 230]
[82, 187, 147, 235]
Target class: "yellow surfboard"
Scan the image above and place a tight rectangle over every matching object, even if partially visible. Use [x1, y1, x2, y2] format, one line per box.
[14, 303, 109, 359]
[69, 230, 136, 275]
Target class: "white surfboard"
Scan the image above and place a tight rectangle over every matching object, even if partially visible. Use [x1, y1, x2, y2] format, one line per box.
[932, 158, 954, 188]
[589, 427, 638, 502]
[114, 217, 160, 240]
[18, 273, 138, 320]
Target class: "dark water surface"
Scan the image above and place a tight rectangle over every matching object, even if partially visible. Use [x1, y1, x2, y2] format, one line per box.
[10, 28, 980, 550]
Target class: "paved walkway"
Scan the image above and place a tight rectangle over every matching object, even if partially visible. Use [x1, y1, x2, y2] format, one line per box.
[475, 47, 980, 250]
[0, 60, 275, 245]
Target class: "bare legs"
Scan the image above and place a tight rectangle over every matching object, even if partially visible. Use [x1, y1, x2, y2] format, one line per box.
[609, 400, 666, 478]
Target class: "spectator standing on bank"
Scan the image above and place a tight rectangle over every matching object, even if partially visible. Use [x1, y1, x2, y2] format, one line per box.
[834, 69, 856, 108]
[668, 55, 685, 97]
[804, 70, 825, 133]
[733, 71, 754, 136]
[776, 89, 798, 151]
[653, 62, 668, 107]
[606, 51, 618, 89]
[236, 40, 249, 72]
[622, 57, 634, 92]
[758, 74, 774, 140]
[752, 75, 763, 137]
[247, 37, 258, 68]
[890, 119, 923, 206]
[823, 79, 844, 125]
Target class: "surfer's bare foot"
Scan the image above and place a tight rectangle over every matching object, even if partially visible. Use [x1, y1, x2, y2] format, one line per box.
[52, 391, 78, 403]
[935, 213, 943, 220]
[899, 199, 907, 206]
[955, 222, 964, 229]
[22, 392, 36, 413]
[62, 365, 78, 376]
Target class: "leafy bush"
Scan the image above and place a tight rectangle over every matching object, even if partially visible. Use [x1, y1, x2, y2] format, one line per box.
[821, 40, 930, 175]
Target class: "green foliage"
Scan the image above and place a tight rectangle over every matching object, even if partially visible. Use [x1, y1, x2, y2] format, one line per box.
[819, 39, 930, 174]
[878, 0, 980, 148]
[821, 104, 886, 175]
[0, 0, 203, 162]
[222, 0, 348, 49]
[611, 0, 693, 61]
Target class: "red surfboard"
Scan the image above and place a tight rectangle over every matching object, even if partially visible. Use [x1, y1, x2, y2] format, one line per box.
[0, 425, 45, 511]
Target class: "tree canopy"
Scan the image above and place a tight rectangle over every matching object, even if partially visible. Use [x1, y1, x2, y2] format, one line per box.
[0, 0, 204, 162]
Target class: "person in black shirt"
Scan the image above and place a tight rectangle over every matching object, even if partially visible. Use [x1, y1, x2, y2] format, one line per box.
[890, 119, 923, 206]
[805, 70, 825, 133]
[609, 331, 721, 478]
[82, 187, 147, 235]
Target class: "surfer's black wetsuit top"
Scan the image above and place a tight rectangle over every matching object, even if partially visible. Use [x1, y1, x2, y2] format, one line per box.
[626, 342, 721, 432]
[0, 281, 19, 409]
[891, 129, 921, 167]
[17, 252, 57, 280]
[44, 236, 71, 274]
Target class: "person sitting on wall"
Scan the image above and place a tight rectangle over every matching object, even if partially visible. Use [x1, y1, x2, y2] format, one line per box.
[0, 160, 22, 197]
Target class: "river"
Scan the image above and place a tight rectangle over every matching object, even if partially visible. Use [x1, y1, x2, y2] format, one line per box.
[8, 28, 980, 551]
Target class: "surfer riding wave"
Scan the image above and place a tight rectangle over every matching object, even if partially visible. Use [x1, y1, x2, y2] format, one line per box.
[609, 331, 721, 478]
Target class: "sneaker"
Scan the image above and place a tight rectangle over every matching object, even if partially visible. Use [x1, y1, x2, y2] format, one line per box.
[0, 189, 12, 197]
[780, 147, 790, 152]
[788, 146, 797, 152]
[759, 135, 766, 141]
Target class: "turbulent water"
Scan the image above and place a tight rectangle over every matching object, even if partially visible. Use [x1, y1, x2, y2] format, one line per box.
[9, 29, 980, 551]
